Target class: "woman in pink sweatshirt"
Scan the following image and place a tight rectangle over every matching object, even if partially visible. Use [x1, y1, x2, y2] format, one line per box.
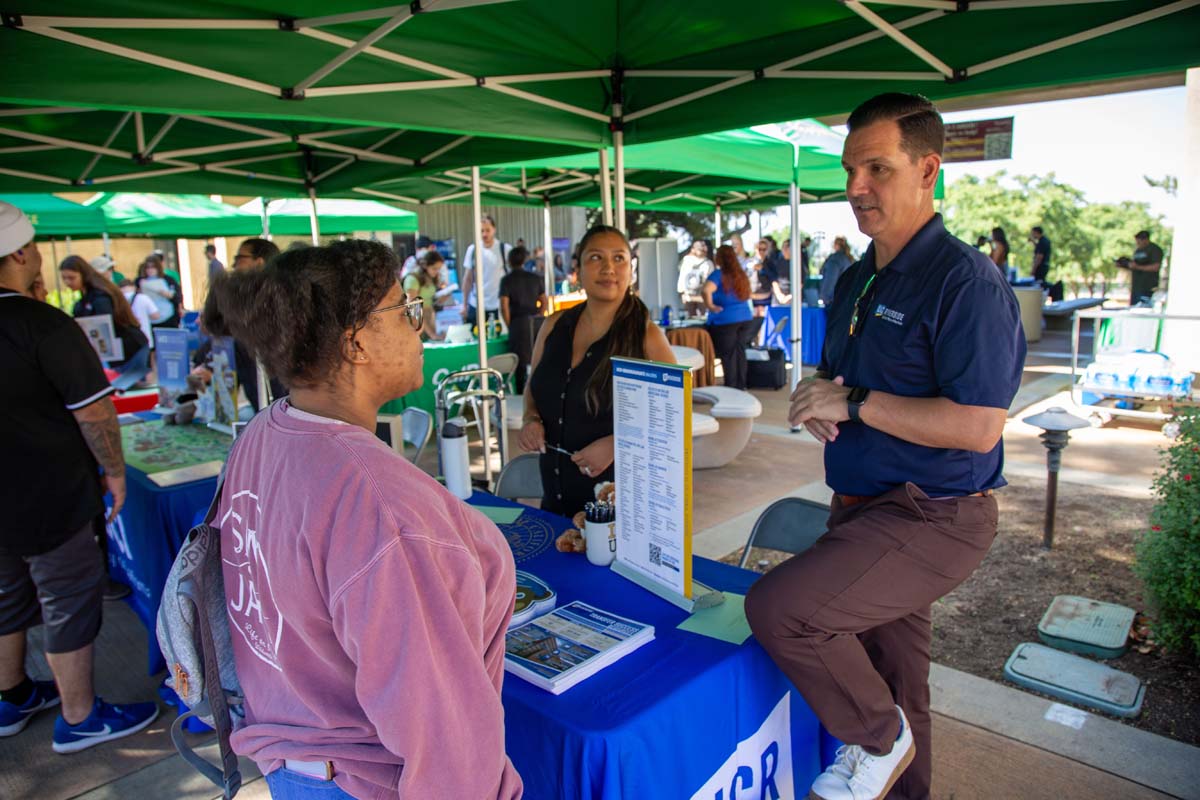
[206, 241, 522, 800]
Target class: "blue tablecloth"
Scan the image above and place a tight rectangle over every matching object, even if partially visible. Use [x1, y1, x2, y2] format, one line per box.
[106, 465, 836, 795]
[105, 462, 218, 675]
[474, 491, 834, 799]
[763, 306, 826, 365]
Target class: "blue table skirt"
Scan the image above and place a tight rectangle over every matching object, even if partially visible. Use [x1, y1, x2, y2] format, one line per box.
[763, 306, 826, 365]
[473, 492, 836, 799]
[105, 467, 217, 675]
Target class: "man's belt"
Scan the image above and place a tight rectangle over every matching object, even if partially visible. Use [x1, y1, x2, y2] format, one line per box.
[834, 489, 993, 509]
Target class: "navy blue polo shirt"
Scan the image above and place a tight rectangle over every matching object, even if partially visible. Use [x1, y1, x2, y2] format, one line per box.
[820, 215, 1026, 497]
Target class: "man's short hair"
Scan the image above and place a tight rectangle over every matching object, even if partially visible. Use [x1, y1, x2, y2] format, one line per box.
[1135, 230, 1150, 240]
[205, 243, 216, 254]
[240, 237, 281, 262]
[416, 235, 433, 249]
[1031, 226, 1044, 235]
[846, 92, 944, 160]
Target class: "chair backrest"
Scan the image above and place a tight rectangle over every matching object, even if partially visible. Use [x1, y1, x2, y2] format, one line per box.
[401, 407, 433, 465]
[494, 452, 542, 501]
[488, 353, 520, 392]
[739, 497, 830, 569]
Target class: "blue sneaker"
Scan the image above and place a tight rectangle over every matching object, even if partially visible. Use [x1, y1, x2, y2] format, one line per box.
[0, 680, 61, 737]
[52, 698, 159, 754]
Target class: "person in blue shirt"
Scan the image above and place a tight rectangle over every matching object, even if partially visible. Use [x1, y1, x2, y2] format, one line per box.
[745, 93, 1025, 800]
[702, 245, 755, 389]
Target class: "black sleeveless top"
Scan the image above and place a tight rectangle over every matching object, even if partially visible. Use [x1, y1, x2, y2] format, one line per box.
[528, 303, 615, 517]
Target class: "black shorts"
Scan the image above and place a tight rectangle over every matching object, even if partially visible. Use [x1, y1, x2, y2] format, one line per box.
[0, 520, 105, 653]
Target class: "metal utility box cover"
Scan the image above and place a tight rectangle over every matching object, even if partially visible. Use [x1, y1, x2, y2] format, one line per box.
[1038, 595, 1135, 659]
[1004, 642, 1144, 718]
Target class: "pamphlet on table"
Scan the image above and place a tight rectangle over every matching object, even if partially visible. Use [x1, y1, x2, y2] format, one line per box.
[610, 357, 694, 607]
[504, 601, 654, 694]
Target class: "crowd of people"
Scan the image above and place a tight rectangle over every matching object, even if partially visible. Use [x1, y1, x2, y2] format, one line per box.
[974, 223, 1165, 306]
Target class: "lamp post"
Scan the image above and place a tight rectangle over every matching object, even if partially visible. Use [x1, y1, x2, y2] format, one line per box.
[1022, 406, 1090, 549]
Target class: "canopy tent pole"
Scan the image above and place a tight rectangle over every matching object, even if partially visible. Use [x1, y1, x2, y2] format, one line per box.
[50, 237, 62, 305]
[543, 198, 554, 305]
[64, 235, 72, 255]
[714, 202, 722, 245]
[598, 148, 613, 226]
[101, 232, 112, 259]
[307, 186, 321, 246]
[788, 172, 804, 398]
[259, 197, 271, 238]
[614, 134, 627, 233]
[470, 165, 495, 488]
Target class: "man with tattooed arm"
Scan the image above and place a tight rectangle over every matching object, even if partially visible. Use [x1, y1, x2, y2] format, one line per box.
[0, 200, 158, 754]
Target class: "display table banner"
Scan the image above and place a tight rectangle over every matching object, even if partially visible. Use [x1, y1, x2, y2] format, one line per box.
[764, 306, 826, 365]
[379, 335, 510, 417]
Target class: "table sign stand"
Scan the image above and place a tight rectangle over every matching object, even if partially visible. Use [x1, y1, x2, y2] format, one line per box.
[205, 336, 239, 436]
[611, 357, 724, 613]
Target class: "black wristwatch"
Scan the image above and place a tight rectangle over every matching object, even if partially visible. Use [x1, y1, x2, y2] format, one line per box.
[847, 386, 871, 422]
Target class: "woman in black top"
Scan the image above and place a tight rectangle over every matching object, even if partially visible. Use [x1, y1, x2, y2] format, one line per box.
[520, 226, 675, 517]
[60, 255, 150, 383]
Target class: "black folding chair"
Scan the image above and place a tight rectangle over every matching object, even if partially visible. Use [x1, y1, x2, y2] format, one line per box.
[738, 497, 830, 569]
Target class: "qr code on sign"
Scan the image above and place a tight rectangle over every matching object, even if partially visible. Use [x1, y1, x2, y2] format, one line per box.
[649, 543, 662, 566]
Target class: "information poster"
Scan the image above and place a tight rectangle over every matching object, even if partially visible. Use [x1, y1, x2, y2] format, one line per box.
[208, 336, 238, 428]
[77, 314, 124, 363]
[944, 117, 1014, 163]
[153, 328, 191, 392]
[612, 357, 692, 602]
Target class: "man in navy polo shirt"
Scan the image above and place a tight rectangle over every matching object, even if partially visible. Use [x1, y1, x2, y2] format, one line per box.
[746, 94, 1025, 800]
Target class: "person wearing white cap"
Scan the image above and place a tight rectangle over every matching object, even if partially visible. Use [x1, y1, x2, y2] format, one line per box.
[89, 255, 125, 286]
[0, 200, 159, 753]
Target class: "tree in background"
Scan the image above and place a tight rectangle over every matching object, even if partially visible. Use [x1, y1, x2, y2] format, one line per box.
[944, 171, 1171, 297]
[584, 208, 753, 252]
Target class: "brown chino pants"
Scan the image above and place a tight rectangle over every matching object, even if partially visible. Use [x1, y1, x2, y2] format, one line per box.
[745, 482, 999, 800]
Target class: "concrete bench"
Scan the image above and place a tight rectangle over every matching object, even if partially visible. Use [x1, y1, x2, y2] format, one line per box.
[692, 385, 763, 469]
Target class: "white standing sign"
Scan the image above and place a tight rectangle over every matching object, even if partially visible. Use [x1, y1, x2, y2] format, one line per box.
[611, 357, 693, 607]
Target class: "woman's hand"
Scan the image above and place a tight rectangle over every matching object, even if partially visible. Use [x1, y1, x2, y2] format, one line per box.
[519, 420, 545, 453]
[571, 436, 614, 478]
[708, 304, 723, 314]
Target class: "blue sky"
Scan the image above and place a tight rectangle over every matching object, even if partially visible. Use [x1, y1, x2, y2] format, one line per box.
[761, 86, 1186, 255]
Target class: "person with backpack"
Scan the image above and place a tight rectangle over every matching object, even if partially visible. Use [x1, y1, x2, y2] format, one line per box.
[676, 239, 714, 318]
[0, 202, 159, 754]
[461, 214, 511, 328]
[202, 241, 522, 800]
[59, 255, 152, 390]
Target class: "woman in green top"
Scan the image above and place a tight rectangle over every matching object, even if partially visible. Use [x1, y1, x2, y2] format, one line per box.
[403, 250, 445, 340]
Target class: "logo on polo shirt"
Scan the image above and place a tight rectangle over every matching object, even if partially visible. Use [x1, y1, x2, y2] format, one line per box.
[874, 303, 906, 326]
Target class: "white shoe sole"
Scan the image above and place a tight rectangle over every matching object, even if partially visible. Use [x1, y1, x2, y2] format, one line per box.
[808, 739, 916, 800]
[53, 706, 160, 754]
[0, 696, 61, 737]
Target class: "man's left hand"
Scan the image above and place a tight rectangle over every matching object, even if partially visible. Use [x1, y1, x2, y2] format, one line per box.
[789, 375, 851, 429]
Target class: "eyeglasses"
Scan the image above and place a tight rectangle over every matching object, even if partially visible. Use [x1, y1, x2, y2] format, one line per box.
[368, 298, 424, 330]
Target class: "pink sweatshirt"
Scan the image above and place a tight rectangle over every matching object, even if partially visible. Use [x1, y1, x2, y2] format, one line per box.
[216, 401, 522, 799]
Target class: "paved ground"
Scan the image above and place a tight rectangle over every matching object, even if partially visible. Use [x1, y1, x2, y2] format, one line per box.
[5, 330, 1196, 800]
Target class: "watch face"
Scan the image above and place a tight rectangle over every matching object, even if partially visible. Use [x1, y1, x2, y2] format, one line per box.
[849, 386, 869, 404]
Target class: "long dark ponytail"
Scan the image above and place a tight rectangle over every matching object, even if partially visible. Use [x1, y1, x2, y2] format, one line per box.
[578, 224, 649, 415]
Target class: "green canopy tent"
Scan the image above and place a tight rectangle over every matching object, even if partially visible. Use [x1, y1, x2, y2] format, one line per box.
[239, 197, 417, 239]
[85, 192, 264, 238]
[0, 192, 108, 236]
[3, 0, 1197, 481]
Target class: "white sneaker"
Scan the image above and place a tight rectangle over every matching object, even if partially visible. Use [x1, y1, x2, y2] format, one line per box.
[809, 705, 915, 800]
